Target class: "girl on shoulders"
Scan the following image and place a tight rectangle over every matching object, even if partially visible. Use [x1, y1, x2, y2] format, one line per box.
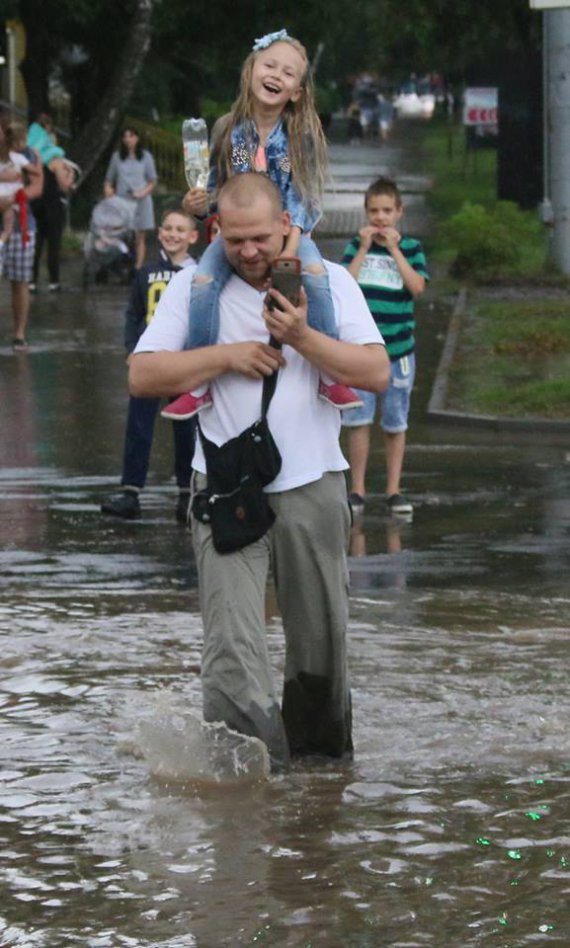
[162, 29, 362, 422]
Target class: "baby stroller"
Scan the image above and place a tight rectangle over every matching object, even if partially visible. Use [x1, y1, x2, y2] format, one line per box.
[83, 195, 136, 288]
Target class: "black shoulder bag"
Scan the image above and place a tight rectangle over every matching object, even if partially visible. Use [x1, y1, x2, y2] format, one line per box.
[191, 369, 281, 554]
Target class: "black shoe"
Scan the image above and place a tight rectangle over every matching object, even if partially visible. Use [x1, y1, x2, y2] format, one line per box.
[101, 490, 141, 519]
[175, 492, 191, 525]
[387, 493, 413, 515]
[348, 492, 365, 511]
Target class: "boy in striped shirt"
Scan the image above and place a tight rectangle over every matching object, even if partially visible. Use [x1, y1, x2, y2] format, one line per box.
[341, 176, 428, 515]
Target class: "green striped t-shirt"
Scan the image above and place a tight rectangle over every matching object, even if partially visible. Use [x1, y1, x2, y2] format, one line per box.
[341, 236, 428, 361]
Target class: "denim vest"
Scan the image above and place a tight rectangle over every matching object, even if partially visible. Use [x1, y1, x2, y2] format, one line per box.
[207, 119, 320, 233]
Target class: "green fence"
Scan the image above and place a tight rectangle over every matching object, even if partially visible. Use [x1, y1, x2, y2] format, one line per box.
[126, 116, 186, 192]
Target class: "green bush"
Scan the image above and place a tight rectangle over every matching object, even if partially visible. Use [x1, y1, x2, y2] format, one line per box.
[199, 98, 235, 129]
[315, 84, 342, 117]
[443, 200, 543, 279]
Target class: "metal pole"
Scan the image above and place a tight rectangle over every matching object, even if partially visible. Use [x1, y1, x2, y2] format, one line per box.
[6, 24, 16, 110]
[546, 8, 570, 273]
[543, 12, 549, 202]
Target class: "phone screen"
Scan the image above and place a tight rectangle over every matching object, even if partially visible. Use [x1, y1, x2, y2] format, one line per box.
[269, 258, 302, 309]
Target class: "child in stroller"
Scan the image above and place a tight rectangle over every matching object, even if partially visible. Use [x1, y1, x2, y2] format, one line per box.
[83, 195, 136, 287]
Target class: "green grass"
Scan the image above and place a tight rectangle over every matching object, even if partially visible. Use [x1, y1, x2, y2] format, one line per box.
[422, 119, 499, 219]
[448, 297, 570, 418]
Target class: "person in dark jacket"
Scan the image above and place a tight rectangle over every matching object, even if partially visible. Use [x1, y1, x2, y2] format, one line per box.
[30, 164, 66, 291]
[100, 208, 199, 521]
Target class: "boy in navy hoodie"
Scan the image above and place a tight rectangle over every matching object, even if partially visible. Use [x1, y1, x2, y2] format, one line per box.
[101, 208, 199, 521]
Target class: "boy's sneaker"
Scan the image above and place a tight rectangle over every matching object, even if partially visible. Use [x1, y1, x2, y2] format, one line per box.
[318, 381, 363, 410]
[48, 283, 61, 292]
[175, 491, 191, 525]
[12, 338, 29, 352]
[348, 492, 365, 511]
[161, 391, 213, 421]
[387, 493, 413, 515]
[101, 490, 141, 519]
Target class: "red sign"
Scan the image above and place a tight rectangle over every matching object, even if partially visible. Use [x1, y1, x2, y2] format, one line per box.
[466, 107, 498, 124]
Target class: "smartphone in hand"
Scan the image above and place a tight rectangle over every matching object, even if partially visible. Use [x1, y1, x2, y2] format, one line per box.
[268, 257, 302, 310]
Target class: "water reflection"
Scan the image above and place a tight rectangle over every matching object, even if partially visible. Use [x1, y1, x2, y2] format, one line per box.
[349, 507, 410, 591]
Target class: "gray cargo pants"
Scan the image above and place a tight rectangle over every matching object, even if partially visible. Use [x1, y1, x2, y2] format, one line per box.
[191, 470, 353, 771]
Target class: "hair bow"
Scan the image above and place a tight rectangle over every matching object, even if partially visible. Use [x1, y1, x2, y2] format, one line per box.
[252, 29, 290, 51]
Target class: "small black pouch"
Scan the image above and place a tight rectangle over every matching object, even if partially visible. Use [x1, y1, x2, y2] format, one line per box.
[191, 371, 281, 554]
[200, 476, 276, 554]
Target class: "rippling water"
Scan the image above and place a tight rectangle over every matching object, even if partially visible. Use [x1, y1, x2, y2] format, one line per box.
[2, 580, 570, 947]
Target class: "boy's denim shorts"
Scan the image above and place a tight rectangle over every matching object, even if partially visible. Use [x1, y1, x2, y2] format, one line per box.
[341, 353, 416, 433]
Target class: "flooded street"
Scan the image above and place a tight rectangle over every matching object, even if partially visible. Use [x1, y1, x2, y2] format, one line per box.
[1, 141, 570, 946]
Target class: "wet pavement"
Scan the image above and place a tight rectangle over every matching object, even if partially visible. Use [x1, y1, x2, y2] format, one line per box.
[1, 134, 570, 946]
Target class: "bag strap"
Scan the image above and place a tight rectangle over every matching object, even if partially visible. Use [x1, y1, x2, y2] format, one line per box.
[261, 335, 281, 417]
[198, 337, 279, 446]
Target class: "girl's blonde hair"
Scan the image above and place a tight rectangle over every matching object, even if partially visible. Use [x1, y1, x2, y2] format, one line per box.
[213, 36, 328, 217]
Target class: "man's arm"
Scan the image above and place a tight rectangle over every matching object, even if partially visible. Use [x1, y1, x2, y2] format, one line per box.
[128, 263, 284, 398]
[129, 342, 284, 398]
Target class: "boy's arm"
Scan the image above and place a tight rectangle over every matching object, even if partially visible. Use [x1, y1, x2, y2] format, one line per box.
[124, 272, 147, 353]
[381, 230, 426, 297]
[343, 228, 377, 281]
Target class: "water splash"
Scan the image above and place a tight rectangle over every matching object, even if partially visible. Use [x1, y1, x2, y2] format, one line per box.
[135, 707, 270, 785]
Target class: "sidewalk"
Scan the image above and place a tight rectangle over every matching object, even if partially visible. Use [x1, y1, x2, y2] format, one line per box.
[317, 139, 434, 239]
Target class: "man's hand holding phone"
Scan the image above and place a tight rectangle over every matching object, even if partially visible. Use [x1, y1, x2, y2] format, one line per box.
[264, 284, 309, 348]
[264, 257, 308, 348]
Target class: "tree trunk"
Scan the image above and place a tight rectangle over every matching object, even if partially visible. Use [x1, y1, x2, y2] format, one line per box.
[69, 0, 155, 187]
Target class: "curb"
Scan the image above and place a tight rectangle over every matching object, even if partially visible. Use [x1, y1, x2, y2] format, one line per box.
[426, 288, 570, 434]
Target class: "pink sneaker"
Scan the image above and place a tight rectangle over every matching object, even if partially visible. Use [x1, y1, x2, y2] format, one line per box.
[161, 390, 213, 421]
[318, 381, 363, 410]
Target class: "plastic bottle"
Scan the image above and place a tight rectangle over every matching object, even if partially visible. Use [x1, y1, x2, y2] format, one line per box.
[182, 118, 209, 190]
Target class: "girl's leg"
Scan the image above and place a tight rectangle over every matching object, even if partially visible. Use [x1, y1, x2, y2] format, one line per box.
[187, 236, 231, 348]
[11, 280, 30, 342]
[48, 158, 75, 194]
[161, 238, 231, 420]
[298, 235, 337, 337]
[298, 236, 363, 410]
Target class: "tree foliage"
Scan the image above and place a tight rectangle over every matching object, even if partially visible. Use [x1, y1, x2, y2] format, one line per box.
[0, 0, 541, 186]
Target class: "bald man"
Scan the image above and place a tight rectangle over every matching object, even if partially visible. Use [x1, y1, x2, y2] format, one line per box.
[130, 173, 389, 771]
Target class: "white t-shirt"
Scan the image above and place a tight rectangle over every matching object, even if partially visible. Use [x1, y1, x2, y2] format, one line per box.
[135, 261, 384, 492]
[0, 152, 29, 199]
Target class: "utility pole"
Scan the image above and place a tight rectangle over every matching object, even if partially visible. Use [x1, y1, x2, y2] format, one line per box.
[531, 1, 570, 273]
[546, 7, 570, 272]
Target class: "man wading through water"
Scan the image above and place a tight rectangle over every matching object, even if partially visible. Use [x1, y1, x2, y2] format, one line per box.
[129, 173, 389, 771]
